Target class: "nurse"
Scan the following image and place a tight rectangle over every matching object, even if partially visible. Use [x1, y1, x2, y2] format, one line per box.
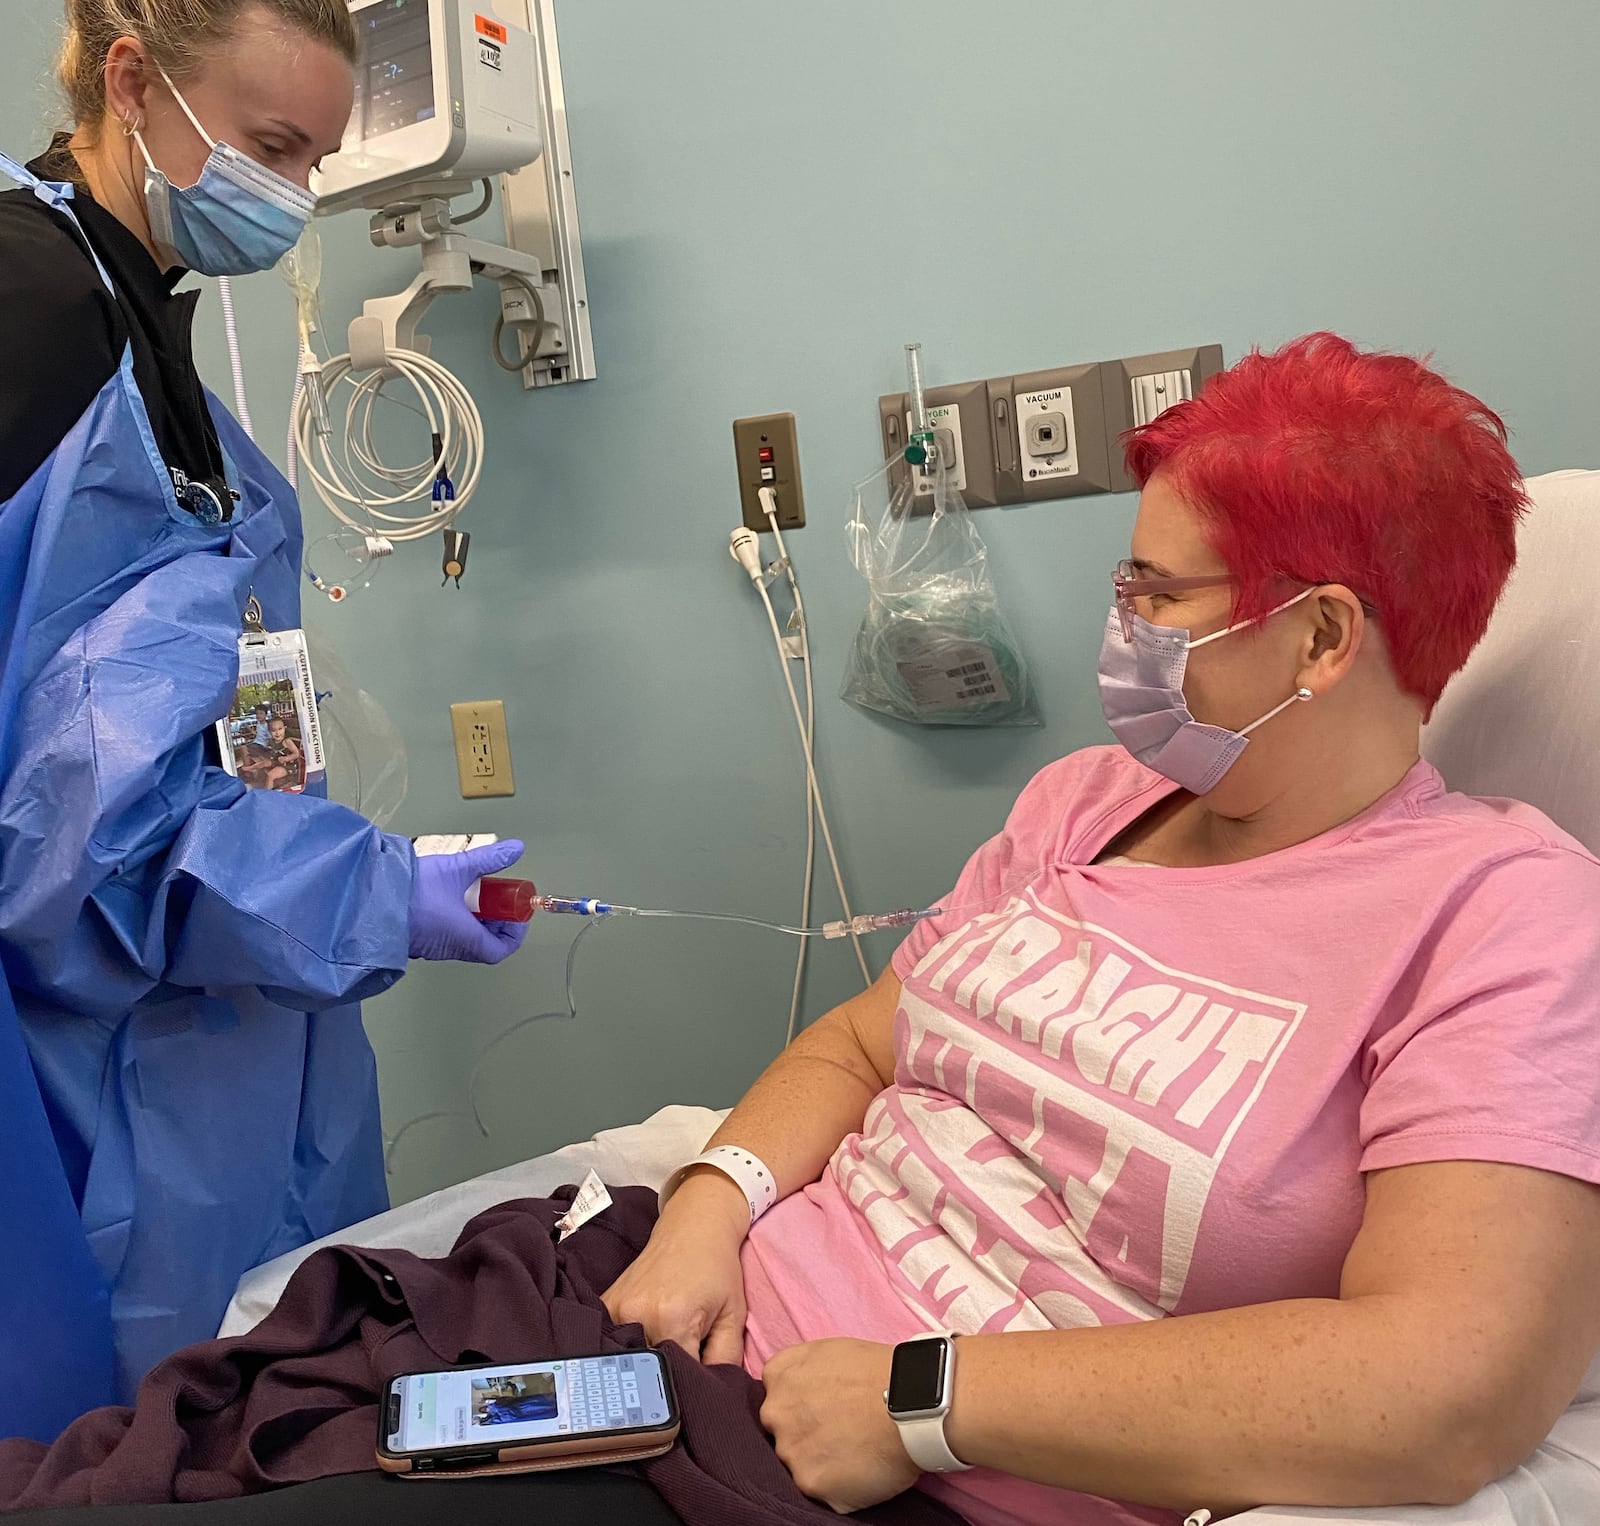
[0, 0, 528, 1436]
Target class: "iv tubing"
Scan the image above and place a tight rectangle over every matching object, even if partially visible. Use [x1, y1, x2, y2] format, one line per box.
[383, 919, 602, 1173]
[466, 919, 599, 1135]
[538, 899, 939, 942]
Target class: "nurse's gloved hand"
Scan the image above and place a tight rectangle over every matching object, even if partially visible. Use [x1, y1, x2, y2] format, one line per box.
[407, 839, 531, 965]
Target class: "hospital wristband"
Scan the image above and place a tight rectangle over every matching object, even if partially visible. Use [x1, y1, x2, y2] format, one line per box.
[659, 1145, 779, 1226]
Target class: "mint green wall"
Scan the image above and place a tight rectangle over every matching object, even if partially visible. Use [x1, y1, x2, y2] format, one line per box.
[5, 2, 1597, 1204]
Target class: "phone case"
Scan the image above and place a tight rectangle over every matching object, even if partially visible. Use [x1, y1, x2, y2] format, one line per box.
[377, 1424, 680, 1477]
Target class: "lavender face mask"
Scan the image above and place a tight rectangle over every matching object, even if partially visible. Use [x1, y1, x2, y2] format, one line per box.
[1096, 594, 1314, 795]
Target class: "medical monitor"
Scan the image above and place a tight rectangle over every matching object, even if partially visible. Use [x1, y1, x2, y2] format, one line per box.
[315, 0, 544, 214]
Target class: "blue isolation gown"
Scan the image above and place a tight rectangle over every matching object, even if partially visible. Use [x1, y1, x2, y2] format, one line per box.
[0, 154, 414, 1436]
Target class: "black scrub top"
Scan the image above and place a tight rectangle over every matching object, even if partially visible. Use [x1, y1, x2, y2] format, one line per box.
[0, 135, 224, 503]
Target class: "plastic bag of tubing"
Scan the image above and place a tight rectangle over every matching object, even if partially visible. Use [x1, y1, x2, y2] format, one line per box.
[840, 455, 1043, 728]
[304, 624, 410, 828]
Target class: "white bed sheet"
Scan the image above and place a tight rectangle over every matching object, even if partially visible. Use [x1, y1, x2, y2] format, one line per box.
[220, 1103, 1600, 1525]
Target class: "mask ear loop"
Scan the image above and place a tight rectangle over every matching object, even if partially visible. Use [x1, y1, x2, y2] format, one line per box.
[154, 66, 218, 151]
[129, 125, 158, 176]
[1239, 686, 1314, 737]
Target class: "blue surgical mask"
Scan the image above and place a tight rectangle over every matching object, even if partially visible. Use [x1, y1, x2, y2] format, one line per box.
[1097, 591, 1316, 795]
[133, 69, 315, 277]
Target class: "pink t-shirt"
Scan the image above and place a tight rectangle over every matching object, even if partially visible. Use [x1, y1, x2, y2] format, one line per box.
[741, 745, 1600, 1526]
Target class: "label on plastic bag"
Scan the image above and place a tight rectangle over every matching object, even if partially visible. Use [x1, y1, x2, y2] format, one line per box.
[895, 643, 1011, 711]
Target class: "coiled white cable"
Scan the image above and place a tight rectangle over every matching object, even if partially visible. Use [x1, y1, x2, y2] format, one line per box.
[292, 347, 484, 541]
[285, 365, 304, 495]
[216, 275, 255, 441]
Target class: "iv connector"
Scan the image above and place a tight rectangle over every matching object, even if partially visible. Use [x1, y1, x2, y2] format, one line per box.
[538, 896, 622, 918]
[822, 908, 938, 940]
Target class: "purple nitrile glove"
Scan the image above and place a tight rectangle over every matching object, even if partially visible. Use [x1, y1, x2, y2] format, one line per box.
[407, 838, 532, 965]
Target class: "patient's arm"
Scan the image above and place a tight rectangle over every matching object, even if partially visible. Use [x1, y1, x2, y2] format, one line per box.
[937, 1160, 1600, 1512]
[603, 967, 900, 1363]
[692, 962, 901, 1199]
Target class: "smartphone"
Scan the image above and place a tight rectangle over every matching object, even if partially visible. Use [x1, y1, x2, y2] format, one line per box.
[376, 1352, 680, 1475]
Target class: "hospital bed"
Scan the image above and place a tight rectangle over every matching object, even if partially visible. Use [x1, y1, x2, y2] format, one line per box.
[222, 470, 1600, 1525]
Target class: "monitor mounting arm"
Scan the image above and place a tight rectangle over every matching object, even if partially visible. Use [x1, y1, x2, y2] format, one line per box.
[346, 196, 562, 373]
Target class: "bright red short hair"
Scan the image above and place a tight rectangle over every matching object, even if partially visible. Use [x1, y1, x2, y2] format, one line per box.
[1124, 332, 1527, 711]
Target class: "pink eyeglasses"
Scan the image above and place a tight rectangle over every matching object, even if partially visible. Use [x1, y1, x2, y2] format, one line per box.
[1112, 559, 1376, 641]
[1111, 560, 1234, 642]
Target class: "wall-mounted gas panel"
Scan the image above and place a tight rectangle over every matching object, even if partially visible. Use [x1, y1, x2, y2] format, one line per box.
[878, 342, 1223, 510]
[1002, 364, 1113, 504]
[1102, 345, 1226, 493]
[878, 381, 995, 505]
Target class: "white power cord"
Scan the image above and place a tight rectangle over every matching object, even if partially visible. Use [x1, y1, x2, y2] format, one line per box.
[292, 346, 484, 542]
[732, 499, 872, 1035]
[216, 275, 255, 441]
[749, 578, 871, 995]
[790, 607, 819, 1045]
[760, 490, 870, 995]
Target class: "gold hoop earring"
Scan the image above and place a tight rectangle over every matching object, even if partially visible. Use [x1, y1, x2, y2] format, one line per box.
[121, 118, 140, 138]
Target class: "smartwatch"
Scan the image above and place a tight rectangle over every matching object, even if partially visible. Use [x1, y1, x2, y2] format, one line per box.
[884, 1335, 971, 1473]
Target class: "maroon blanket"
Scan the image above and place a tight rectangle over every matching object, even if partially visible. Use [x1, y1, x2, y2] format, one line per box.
[0, 1188, 960, 1525]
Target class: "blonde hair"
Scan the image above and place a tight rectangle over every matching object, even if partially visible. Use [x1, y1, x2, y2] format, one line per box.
[58, 0, 357, 132]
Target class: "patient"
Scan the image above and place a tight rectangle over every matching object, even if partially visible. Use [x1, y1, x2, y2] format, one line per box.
[606, 333, 1600, 1524]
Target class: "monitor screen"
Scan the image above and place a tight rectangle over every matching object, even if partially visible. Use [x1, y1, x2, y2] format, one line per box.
[353, 0, 437, 142]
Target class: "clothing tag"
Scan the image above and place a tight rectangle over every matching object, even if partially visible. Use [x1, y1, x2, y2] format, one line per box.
[217, 628, 327, 794]
[895, 641, 1012, 711]
[554, 1171, 613, 1243]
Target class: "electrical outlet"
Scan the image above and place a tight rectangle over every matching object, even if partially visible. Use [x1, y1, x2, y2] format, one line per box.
[733, 412, 806, 533]
[451, 701, 515, 799]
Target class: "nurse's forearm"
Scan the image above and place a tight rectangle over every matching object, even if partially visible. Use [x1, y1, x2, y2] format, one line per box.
[666, 968, 901, 1230]
[944, 1298, 1487, 1513]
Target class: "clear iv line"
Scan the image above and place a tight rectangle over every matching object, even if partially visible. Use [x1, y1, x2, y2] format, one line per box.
[534, 897, 943, 942]
[385, 888, 1016, 1172]
[383, 918, 603, 1174]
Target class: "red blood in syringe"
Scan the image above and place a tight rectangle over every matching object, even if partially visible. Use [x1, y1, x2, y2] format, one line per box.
[475, 877, 538, 923]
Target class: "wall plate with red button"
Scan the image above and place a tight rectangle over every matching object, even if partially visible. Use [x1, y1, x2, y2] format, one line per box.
[732, 412, 806, 533]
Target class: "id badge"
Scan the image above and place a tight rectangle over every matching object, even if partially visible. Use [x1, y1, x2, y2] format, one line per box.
[217, 627, 328, 795]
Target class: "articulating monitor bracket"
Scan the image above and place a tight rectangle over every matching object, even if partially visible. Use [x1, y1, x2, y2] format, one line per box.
[347, 196, 565, 374]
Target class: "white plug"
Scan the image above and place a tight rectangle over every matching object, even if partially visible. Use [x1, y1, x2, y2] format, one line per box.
[758, 485, 781, 523]
[729, 527, 764, 582]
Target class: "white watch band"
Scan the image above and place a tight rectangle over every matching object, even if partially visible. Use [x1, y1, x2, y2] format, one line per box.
[889, 1335, 972, 1474]
[896, 1411, 970, 1474]
[658, 1145, 778, 1225]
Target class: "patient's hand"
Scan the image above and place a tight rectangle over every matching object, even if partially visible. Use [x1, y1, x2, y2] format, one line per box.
[762, 1338, 919, 1512]
[603, 1172, 751, 1367]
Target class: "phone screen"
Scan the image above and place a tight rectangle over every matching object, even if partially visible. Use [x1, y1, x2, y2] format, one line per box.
[386, 1354, 673, 1454]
